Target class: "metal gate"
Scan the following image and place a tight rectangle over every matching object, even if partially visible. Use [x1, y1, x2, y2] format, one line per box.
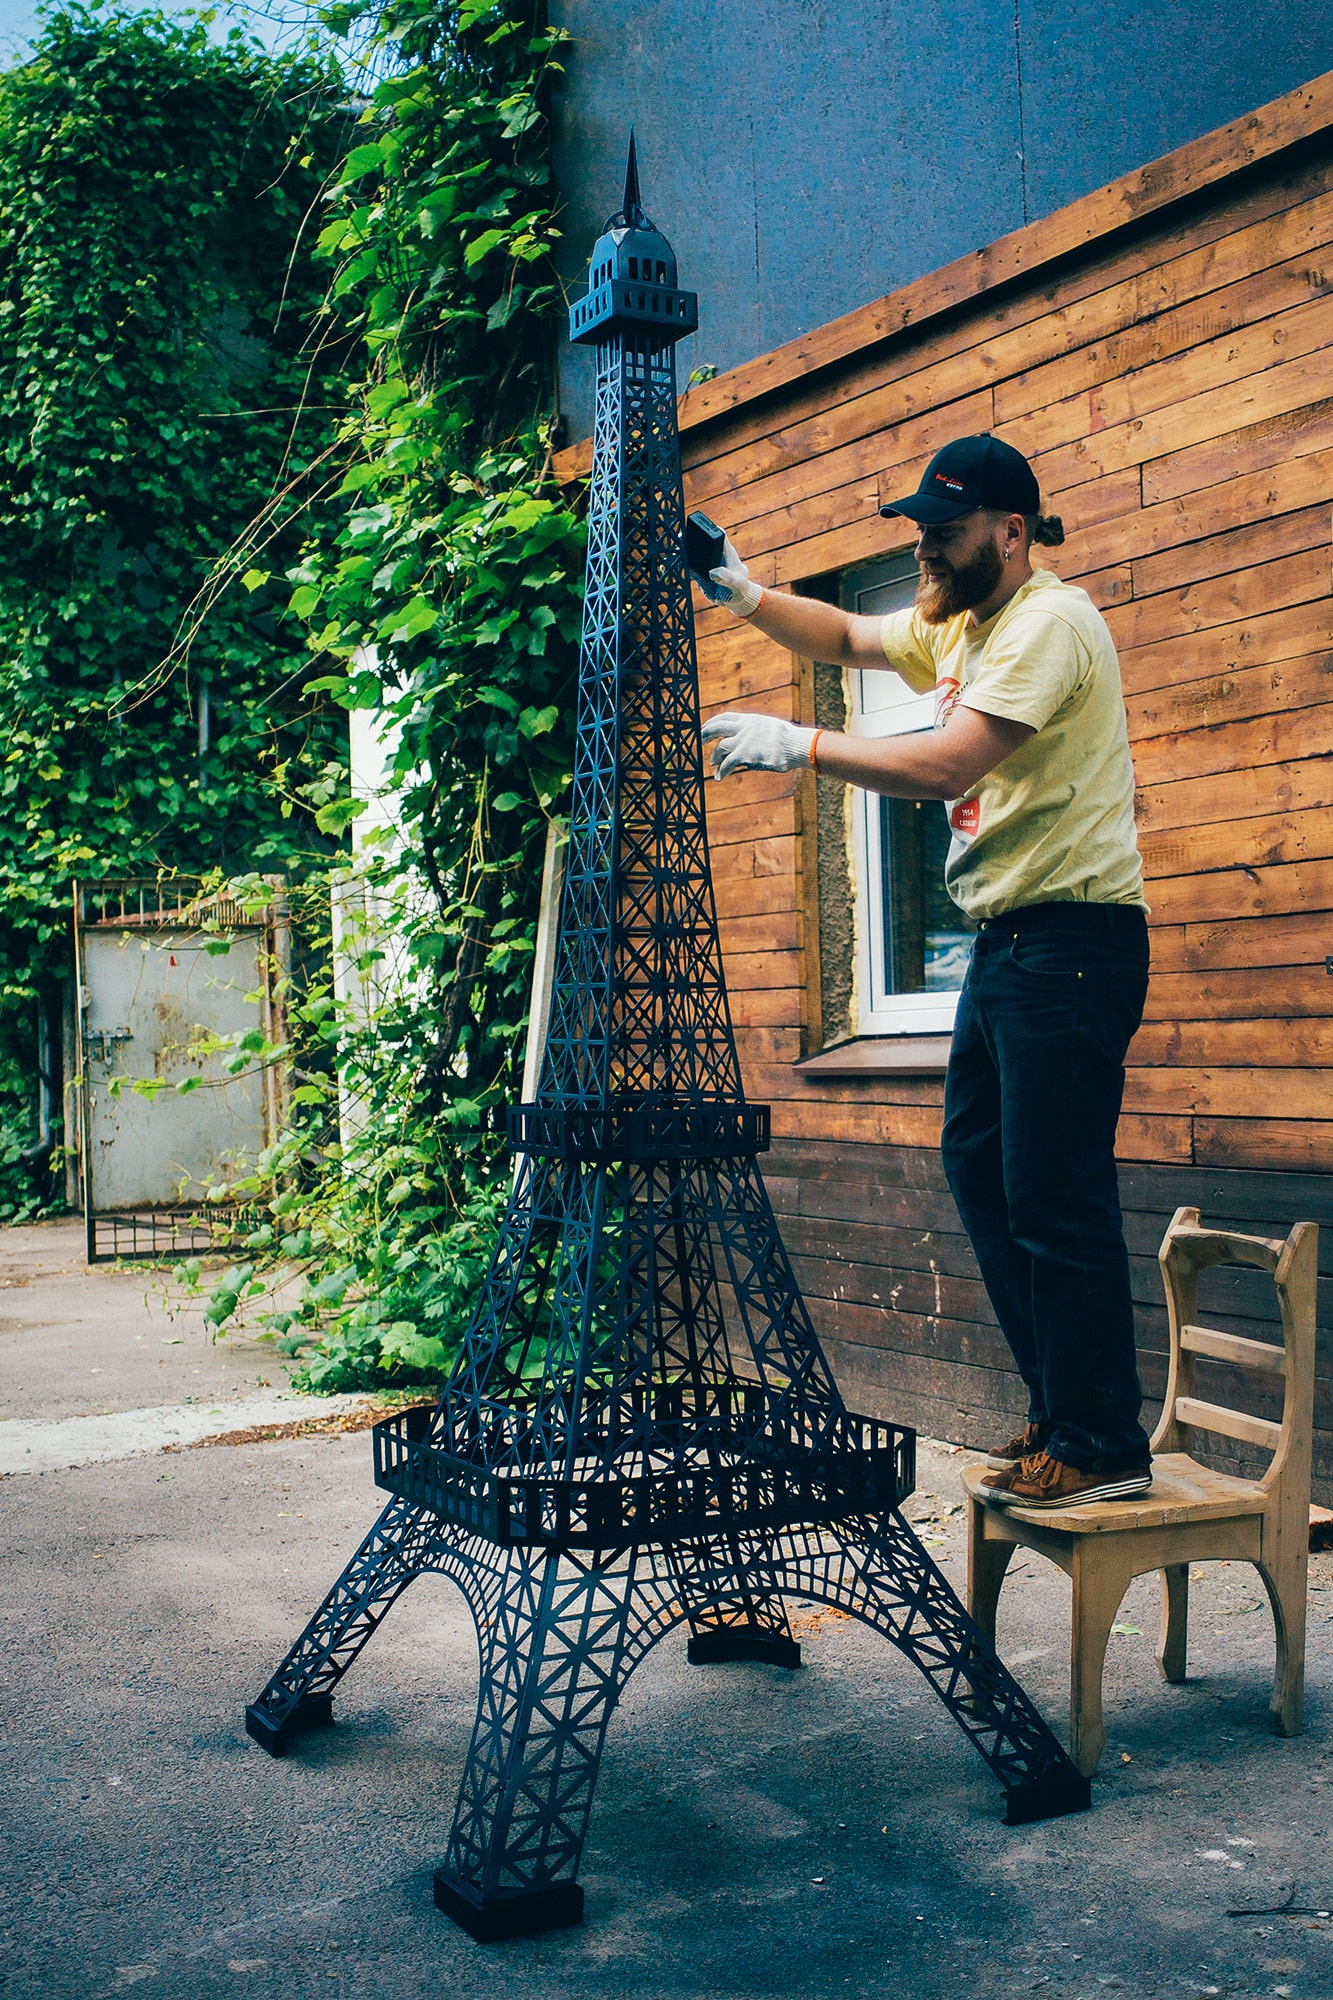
[73, 878, 288, 1262]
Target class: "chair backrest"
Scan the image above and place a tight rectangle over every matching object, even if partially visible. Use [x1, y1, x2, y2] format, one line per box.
[1152, 1205, 1319, 1497]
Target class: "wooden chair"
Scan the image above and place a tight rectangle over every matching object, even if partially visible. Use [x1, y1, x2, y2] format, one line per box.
[961, 1205, 1318, 1776]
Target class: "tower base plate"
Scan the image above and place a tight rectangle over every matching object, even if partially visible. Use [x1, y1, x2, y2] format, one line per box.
[1002, 1772, 1092, 1825]
[433, 1872, 584, 1941]
[244, 1694, 334, 1759]
[687, 1626, 802, 1670]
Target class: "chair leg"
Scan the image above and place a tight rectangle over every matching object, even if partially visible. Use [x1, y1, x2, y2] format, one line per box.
[1157, 1564, 1189, 1684]
[1069, 1550, 1133, 1778]
[966, 1496, 1014, 1646]
[1256, 1553, 1308, 1739]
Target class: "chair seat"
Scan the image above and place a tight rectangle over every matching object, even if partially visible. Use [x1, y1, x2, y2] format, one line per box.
[960, 1452, 1267, 1534]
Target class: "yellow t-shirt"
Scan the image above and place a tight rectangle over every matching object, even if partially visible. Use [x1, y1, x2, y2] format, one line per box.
[879, 568, 1146, 922]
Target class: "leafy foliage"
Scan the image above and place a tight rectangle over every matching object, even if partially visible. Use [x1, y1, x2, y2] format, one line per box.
[0, 3, 352, 1211]
[191, 0, 586, 1385]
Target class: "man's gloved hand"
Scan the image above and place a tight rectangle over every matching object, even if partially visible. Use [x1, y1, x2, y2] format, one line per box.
[700, 533, 764, 616]
[702, 711, 815, 779]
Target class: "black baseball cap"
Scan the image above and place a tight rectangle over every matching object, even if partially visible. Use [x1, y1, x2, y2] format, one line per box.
[880, 435, 1040, 524]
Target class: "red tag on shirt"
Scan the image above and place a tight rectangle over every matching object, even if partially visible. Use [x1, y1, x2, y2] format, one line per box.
[949, 797, 980, 838]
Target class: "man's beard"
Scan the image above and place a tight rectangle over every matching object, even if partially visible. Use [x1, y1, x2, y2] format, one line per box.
[915, 538, 1005, 625]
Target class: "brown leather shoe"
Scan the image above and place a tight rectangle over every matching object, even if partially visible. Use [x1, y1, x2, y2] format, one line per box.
[980, 1450, 1152, 1511]
[984, 1420, 1047, 1471]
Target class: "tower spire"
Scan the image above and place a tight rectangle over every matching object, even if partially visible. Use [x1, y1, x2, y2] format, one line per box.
[622, 127, 643, 224]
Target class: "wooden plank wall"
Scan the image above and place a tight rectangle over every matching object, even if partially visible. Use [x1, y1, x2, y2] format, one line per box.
[683, 132, 1333, 1168]
[763, 1140, 1333, 1493]
[661, 107, 1333, 1481]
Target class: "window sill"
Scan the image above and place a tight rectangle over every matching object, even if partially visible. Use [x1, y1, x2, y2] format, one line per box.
[794, 1035, 952, 1078]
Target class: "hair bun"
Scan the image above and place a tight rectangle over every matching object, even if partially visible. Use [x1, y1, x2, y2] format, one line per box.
[1033, 513, 1065, 547]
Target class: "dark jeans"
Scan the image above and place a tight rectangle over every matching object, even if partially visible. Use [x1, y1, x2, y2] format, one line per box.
[941, 902, 1152, 1474]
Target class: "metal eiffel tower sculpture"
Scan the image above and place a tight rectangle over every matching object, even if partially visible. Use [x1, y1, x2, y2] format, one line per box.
[244, 138, 1090, 1943]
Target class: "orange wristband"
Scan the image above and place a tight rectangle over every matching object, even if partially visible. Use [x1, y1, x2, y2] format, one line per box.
[809, 728, 823, 772]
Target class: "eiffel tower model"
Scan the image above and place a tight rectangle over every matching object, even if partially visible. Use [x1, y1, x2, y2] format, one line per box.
[244, 139, 1090, 1943]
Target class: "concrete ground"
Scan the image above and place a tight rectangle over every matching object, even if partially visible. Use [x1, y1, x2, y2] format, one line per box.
[0, 1219, 283, 1422]
[4, 1227, 1333, 1999]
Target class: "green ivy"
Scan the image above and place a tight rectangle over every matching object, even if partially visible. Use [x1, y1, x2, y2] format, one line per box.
[0, 3, 352, 1211]
[190, 0, 587, 1386]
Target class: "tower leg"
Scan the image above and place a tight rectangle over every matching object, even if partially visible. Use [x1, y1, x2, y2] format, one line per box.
[244, 1498, 436, 1756]
[435, 1545, 638, 1941]
[777, 1512, 1091, 1824]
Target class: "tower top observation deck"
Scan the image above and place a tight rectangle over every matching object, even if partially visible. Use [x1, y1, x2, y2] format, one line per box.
[569, 132, 699, 345]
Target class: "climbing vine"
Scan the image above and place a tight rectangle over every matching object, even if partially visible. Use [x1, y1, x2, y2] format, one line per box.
[187, 0, 586, 1385]
[0, 3, 352, 1211]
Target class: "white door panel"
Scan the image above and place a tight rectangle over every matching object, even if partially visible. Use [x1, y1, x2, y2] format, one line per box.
[81, 927, 269, 1207]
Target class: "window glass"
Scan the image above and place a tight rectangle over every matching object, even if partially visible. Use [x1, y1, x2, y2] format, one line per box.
[840, 553, 975, 1035]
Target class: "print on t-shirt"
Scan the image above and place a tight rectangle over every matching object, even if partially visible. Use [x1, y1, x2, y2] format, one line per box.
[932, 673, 977, 846]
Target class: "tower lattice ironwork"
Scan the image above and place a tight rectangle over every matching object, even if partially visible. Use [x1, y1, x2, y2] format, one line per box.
[245, 140, 1090, 1943]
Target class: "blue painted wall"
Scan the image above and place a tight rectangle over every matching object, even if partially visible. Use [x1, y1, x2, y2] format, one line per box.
[550, 0, 1333, 439]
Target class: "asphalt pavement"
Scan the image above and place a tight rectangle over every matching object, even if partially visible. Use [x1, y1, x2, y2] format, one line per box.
[4, 1224, 1333, 1999]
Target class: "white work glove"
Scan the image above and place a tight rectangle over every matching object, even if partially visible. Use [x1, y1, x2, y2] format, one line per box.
[701, 533, 764, 616]
[702, 711, 815, 779]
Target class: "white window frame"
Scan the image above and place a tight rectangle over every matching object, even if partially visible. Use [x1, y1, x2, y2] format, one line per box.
[843, 553, 965, 1036]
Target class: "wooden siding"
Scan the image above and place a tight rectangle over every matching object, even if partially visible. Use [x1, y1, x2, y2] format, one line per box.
[767, 1142, 1333, 1496]
[672, 97, 1333, 1182]
[555, 72, 1333, 1481]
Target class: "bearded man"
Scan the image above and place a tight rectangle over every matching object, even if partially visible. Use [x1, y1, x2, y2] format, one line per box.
[700, 434, 1152, 1510]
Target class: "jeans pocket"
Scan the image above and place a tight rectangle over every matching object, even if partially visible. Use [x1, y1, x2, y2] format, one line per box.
[1088, 936, 1151, 986]
[1010, 932, 1083, 979]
